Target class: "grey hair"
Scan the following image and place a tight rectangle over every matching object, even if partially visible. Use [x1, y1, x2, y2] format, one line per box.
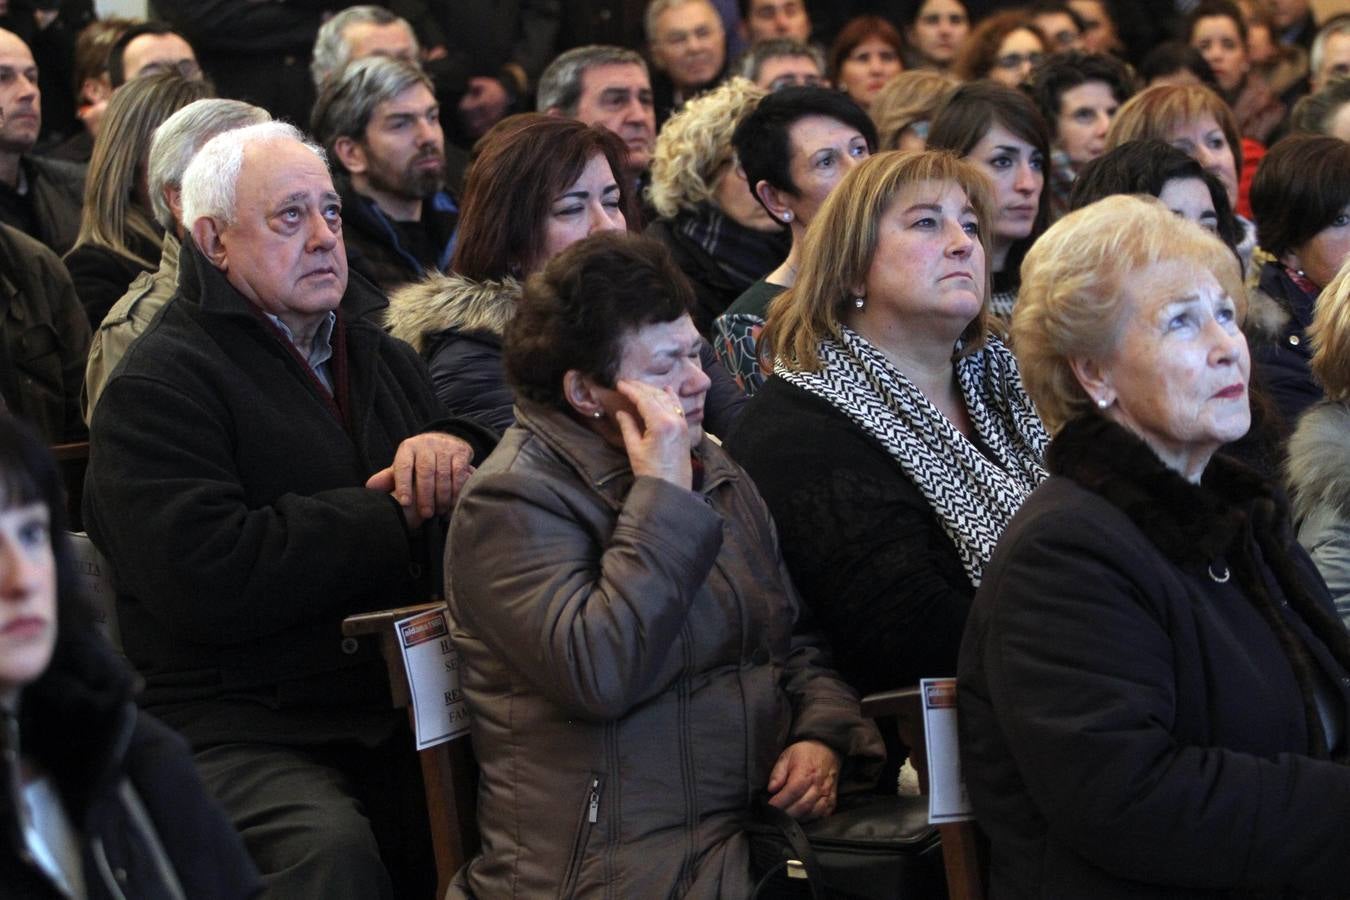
[536, 44, 647, 114]
[148, 98, 271, 231]
[1312, 14, 1350, 86]
[310, 5, 418, 88]
[645, 0, 716, 44]
[1291, 76, 1350, 135]
[310, 55, 434, 166]
[734, 38, 825, 83]
[181, 121, 325, 229]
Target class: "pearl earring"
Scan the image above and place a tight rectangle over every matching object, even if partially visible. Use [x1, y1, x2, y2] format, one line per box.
[782, 211, 793, 222]
[593, 410, 603, 418]
[1096, 397, 1109, 409]
[853, 296, 865, 310]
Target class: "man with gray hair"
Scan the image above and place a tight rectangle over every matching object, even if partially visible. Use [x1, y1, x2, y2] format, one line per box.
[82, 97, 271, 420]
[83, 120, 495, 899]
[735, 37, 826, 90]
[1310, 14, 1350, 91]
[310, 5, 420, 89]
[312, 56, 456, 294]
[538, 44, 657, 175]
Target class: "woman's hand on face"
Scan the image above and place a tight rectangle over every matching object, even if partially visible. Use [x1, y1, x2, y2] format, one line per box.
[767, 739, 841, 821]
[613, 379, 693, 490]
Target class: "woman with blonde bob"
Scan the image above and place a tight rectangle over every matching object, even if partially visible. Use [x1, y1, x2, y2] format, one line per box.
[959, 195, 1350, 897]
[725, 151, 1049, 781]
[645, 77, 788, 335]
[63, 72, 210, 328]
[1287, 259, 1350, 626]
[869, 69, 958, 151]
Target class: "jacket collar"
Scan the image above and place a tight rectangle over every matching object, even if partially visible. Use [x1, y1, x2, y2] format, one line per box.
[514, 397, 738, 510]
[1048, 414, 1279, 565]
[178, 231, 388, 324]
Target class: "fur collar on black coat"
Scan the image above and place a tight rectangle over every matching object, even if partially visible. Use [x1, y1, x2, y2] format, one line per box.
[1050, 414, 1350, 759]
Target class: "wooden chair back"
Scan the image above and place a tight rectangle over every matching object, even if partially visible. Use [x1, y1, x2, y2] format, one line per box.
[343, 603, 479, 899]
[861, 686, 986, 900]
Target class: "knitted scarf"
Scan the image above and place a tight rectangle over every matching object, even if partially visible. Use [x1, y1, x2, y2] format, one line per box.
[778, 327, 1049, 586]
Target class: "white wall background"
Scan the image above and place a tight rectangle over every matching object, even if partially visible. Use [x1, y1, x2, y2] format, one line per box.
[94, 0, 148, 18]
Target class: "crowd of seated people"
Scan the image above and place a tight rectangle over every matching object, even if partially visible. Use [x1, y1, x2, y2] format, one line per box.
[0, 0, 1348, 896]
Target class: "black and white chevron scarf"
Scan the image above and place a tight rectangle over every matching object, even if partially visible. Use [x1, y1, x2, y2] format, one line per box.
[777, 327, 1050, 587]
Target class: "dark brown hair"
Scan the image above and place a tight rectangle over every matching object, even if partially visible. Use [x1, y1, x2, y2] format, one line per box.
[1251, 133, 1350, 259]
[504, 232, 695, 410]
[451, 114, 633, 280]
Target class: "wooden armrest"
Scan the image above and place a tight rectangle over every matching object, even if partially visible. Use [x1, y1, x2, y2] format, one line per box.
[342, 601, 444, 638]
[50, 441, 90, 462]
[860, 685, 923, 719]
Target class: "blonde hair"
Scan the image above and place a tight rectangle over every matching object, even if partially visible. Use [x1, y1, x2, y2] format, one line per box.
[1105, 83, 1244, 173]
[1013, 194, 1246, 431]
[74, 72, 211, 267]
[871, 69, 958, 150]
[646, 77, 766, 219]
[761, 149, 995, 372]
[1309, 258, 1350, 401]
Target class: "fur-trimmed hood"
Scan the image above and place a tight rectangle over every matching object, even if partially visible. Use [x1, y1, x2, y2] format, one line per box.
[1287, 401, 1350, 522]
[385, 272, 521, 355]
[1244, 284, 1293, 343]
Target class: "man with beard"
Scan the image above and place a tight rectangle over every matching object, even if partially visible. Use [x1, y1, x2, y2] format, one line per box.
[0, 28, 85, 255]
[312, 56, 456, 295]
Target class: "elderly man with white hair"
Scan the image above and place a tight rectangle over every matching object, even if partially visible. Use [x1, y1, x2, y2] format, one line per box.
[82, 121, 496, 900]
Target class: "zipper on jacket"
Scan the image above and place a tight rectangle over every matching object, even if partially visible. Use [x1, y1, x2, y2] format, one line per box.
[558, 775, 602, 899]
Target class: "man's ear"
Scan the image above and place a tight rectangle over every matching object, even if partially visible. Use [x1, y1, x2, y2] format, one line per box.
[191, 216, 229, 273]
[562, 369, 607, 419]
[163, 184, 183, 231]
[332, 135, 367, 176]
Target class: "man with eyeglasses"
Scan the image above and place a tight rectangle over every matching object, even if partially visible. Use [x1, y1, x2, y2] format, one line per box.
[646, 0, 729, 124]
[108, 22, 203, 88]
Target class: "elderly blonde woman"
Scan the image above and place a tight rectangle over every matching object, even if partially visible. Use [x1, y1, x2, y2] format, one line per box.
[1287, 259, 1350, 627]
[645, 77, 788, 335]
[870, 69, 957, 151]
[959, 195, 1350, 897]
[724, 151, 1049, 786]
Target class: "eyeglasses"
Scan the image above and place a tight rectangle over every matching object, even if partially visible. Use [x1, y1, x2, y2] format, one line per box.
[994, 52, 1044, 70]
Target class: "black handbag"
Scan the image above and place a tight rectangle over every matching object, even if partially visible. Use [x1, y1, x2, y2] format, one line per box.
[746, 793, 946, 899]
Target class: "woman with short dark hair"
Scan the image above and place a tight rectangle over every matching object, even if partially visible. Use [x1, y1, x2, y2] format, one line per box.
[447, 230, 883, 897]
[713, 86, 876, 393]
[1249, 133, 1350, 429]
